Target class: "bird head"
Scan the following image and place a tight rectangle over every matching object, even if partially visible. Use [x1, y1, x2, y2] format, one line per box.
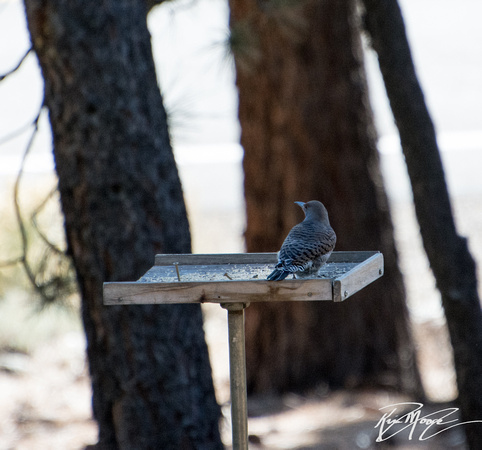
[295, 200, 330, 224]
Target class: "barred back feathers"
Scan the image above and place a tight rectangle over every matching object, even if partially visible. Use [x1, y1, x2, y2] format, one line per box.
[267, 201, 336, 281]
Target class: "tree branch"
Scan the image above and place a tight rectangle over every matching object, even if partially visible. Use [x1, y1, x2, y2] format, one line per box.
[0, 48, 33, 82]
[10, 110, 64, 304]
[0, 115, 42, 146]
[13, 113, 41, 288]
[31, 186, 65, 255]
[1, 107, 75, 305]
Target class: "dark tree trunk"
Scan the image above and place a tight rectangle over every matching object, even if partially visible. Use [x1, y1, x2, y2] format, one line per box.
[362, 0, 482, 447]
[24, 1, 222, 448]
[229, 0, 423, 396]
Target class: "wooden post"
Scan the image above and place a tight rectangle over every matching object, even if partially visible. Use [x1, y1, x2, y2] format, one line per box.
[221, 302, 249, 450]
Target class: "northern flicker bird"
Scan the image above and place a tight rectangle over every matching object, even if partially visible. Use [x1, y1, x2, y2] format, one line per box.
[267, 201, 336, 281]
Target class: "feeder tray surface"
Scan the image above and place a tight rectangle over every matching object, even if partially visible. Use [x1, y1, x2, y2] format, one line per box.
[103, 251, 383, 305]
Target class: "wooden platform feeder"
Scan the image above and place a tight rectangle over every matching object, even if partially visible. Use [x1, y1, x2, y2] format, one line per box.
[103, 251, 383, 449]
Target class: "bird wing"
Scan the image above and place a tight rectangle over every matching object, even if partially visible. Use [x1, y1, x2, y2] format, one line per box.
[277, 222, 336, 273]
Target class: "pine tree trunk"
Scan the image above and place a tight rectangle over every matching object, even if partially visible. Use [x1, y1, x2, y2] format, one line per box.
[24, 1, 222, 448]
[230, 0, 423, 396]
[362, 0, 482, 447]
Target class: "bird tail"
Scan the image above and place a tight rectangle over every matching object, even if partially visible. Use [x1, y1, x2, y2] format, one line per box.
[267, 268, 290, 281]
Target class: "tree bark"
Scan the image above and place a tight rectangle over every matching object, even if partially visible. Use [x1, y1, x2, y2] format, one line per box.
[24, 1, 222, 448]
[230, 0, 423, 396]
[362, 0, 482, 447]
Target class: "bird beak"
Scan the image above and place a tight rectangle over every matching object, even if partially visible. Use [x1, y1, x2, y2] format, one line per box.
[294, 201, 305, 208]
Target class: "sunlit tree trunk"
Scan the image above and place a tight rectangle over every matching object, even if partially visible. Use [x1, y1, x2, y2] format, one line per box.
[230, 0, 423, 396]
[24, 0, 222, 447]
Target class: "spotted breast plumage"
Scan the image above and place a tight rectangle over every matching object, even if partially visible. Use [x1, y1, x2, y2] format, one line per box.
[267, 201, 336, 281]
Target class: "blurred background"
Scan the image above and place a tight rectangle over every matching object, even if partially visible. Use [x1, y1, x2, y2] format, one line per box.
[0, 0, 481, 448]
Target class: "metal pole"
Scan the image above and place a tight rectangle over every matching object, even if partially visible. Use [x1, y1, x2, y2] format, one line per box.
[221, 302, 249, 450]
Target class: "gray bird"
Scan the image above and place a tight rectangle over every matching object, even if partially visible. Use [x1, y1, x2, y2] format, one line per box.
[267, 201, 336, 281]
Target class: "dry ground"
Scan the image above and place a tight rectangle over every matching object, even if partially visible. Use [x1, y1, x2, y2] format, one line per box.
[0, 314, 466, 450]
[1, 192, 481, 449]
